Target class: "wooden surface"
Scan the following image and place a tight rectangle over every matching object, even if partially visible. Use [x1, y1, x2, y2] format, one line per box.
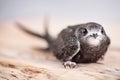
[0, 21, 120, 80]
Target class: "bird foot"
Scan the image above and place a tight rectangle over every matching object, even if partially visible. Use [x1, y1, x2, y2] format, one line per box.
[63, 61, 77, 68]
[99, 55, 104, 61]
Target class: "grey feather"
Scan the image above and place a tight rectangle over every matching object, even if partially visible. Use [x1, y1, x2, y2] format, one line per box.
[16, 21, 111, 68]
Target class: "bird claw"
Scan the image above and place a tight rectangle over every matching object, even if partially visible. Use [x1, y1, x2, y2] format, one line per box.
[63, 61, 77, 68]
[99, 55, 104, 61]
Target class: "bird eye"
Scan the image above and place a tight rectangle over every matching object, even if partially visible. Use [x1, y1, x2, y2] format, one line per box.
[81, 28, 88, 35]
[101, 28, 104, 34]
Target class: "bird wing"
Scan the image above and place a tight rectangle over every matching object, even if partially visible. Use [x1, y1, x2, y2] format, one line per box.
[53, 27, 80, 61]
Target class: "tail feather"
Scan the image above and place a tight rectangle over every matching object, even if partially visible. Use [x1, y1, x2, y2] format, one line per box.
[16, 17, 53, 51]
[16, 22, 45, 39]
[43, 16, 53, 44]
[44, 16, 49, 38]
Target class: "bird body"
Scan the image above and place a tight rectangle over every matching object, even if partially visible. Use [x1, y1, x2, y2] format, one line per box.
[16, 21, 110, 68]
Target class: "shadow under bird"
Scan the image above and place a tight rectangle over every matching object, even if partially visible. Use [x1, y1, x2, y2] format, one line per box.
[16, 19, 111, 68]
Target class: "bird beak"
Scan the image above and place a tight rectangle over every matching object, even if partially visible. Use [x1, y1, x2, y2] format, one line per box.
[92, 33, 98, 38]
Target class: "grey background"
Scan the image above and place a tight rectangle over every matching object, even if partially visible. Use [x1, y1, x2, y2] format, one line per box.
[0, 0, 120, 26]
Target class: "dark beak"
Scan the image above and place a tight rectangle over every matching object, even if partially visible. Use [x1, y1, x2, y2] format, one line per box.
[92, 33, 98, 38]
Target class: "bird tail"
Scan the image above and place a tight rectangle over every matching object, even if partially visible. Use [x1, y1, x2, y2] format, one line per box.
[16, 17, 53, 51]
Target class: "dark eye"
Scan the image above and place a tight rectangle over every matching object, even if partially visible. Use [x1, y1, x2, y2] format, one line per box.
[81, 28, 88, 35]
[101, 28, 104, 34]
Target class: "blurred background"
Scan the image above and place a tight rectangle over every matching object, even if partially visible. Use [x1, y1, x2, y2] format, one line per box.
[0, 0, 120, 52]
[0, 1, 120, 79]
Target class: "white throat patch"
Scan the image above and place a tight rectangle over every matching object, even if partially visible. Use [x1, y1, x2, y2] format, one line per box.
[87, 37, 100, 46]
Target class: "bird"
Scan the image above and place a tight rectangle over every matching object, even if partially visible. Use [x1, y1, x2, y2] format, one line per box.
[16, 19, 111, 68]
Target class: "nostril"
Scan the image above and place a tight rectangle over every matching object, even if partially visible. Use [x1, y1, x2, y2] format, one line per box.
[93, 33, 98, 38]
